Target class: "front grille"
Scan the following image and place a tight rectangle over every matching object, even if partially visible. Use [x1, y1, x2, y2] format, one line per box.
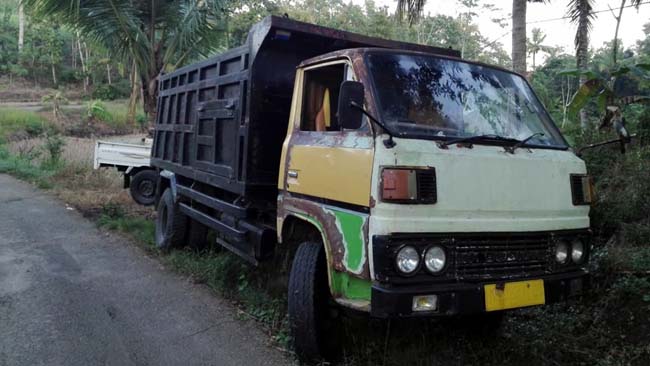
[453, 236, 551, 281]
[372, 231, 591, 285]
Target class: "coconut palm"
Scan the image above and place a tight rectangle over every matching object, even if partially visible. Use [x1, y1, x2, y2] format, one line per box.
[527, 27, 551, 69]
[396, 0, 547, 74]
[511, 0, 548, 75]
[22, 0, 228, 125]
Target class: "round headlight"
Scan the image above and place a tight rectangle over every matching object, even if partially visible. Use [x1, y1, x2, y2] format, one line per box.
[396, 246, 420, 274]
[424, 246, 446, 273]
[571, 239, 585, 263]
[555, 241, 569, 264]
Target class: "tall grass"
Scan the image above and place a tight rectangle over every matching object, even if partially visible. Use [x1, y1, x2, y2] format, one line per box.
[0, 108, 48, 141]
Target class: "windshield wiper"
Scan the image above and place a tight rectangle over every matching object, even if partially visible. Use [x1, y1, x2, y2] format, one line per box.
[438, 134, 521, 148]
[504, 132, 545, 153]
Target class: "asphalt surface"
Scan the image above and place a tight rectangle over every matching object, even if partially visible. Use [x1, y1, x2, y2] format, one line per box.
[0, 174, 291, 366]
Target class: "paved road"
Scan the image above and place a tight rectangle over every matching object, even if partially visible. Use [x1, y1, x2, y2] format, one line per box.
[0, 174, 291, 366]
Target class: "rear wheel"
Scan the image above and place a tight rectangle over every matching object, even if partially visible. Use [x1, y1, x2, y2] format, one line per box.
[129, 169, 157, 206]
[288, 241, 339, 362]
[155, 188, 186, 251]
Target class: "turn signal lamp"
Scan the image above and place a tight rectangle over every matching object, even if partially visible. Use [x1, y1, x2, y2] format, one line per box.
[570, 175, 594, 205]
[381, 168, 436, 204]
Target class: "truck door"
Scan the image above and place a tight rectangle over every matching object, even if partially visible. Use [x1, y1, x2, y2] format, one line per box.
[281, 61, 373, 208]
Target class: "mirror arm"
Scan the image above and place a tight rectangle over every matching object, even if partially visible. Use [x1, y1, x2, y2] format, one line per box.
[576, 134, 636, 156]
[350, 101, 396, 148]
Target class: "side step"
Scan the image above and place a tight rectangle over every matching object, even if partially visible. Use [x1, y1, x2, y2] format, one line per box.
[176, 187, 275, 265]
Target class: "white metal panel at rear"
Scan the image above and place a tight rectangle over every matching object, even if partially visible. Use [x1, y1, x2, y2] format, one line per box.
[94, 140, 152, 170]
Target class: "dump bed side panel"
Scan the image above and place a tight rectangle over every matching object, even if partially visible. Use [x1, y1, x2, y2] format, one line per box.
[152, 46, 249, 194]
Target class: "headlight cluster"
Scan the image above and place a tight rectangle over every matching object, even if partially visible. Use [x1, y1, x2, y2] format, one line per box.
[395, 245, 447, 275]
[555, 239, 586, 264]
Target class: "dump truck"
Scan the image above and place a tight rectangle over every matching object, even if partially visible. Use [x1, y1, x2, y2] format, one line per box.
[151, 16, 601, 361]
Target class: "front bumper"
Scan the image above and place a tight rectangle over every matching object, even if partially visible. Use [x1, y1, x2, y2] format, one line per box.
[370, 270, 589, 318]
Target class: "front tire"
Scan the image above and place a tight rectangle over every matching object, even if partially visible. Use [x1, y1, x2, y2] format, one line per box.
[129, 169, 157, 206]
[288, 241, 338, 362]
[155, 188, 186, 251]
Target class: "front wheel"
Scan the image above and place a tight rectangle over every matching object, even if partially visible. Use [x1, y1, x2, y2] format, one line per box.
[288, 241, 339, 362]
[155, 188, 187, 251]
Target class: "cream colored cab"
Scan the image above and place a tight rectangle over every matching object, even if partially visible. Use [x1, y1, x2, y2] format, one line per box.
[279, 49, 591, 319]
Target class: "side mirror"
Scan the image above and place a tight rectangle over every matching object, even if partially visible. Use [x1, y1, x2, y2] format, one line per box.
[338, 81, 365, 130]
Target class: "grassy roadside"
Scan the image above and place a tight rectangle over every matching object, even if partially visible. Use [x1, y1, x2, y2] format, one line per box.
[2, 109, 650, 365]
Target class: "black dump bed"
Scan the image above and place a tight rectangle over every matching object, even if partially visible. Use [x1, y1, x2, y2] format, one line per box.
[151, 15, 460, 198]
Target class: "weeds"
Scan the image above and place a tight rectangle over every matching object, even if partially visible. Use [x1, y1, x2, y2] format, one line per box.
[0, 107, 48, 141]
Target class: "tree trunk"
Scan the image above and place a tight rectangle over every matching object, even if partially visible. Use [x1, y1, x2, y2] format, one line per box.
[107, 64, 112, 85]
[512, 0, 527, 75]
[576, 1, 592, 129]
[127, 60, 140, 125]
[611, 0, 626, 65]
[18, 4, 24, 53]
[51, 63, 57, 86]
[141, 71, 159, 130]
[77, 34, 88, 93]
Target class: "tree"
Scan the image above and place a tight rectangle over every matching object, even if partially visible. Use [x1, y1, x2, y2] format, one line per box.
[18, 2, 24, 53]
[511, 0, 548, 75]
[24, 0, 228, 125]
[527, 27, 551, 69]
[396, 0, 426, 24]
[567, 0, 595, 129]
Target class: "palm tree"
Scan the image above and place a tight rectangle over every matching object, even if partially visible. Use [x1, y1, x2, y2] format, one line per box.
[23, 0, 227, 125]
[512, 0, 548, 75]
[567, 0, 596, 128]
[396, 0, 546, 75]
[527, 27, 551, 69]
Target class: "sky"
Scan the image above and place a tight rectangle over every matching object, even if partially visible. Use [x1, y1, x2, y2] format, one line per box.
[356, 0, 650, 64]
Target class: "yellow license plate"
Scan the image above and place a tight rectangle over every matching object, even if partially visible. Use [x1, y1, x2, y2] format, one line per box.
[484, 279, 545, 312]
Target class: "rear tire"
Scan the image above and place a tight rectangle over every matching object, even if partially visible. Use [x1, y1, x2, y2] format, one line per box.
[129, 169, 157, 206]
[288, 241, 339, 362]
[155, 188, 186, 251]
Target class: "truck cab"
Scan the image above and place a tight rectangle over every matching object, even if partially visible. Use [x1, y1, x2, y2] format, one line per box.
[151, 16, 592, 362]
[278, 48, 590, 318]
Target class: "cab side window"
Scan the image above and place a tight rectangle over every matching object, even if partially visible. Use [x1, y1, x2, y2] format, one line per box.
[300, 64, 348, 132]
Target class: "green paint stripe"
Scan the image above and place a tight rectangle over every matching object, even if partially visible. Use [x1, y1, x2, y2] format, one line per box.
[290, 211, 370, 301]
[331, 209, 365, 272]
[331, 270, 371, 301]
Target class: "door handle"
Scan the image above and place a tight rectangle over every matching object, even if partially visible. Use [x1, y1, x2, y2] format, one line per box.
[288, 170, 299, 179]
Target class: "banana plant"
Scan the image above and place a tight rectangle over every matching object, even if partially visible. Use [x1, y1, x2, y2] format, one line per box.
[562, 63, 650, 153]
[563, 63, 650, 128]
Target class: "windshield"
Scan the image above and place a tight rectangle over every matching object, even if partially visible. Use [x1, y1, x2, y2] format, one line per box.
[366, 53, 567, 148]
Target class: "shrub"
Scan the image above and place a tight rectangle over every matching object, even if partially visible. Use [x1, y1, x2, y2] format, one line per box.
[91, 80, 130, 101]
[42, 133, 65, 166]
[85, 100, 112, 123]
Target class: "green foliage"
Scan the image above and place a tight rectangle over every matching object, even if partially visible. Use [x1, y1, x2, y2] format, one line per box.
[91, 80, 130, 101]
[0, 144, 57, 189]
[98, 205, 156, 246]
[42, 132, 65, 166]
[85, 100, 111, 123]
[0, 107, 47, 141]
